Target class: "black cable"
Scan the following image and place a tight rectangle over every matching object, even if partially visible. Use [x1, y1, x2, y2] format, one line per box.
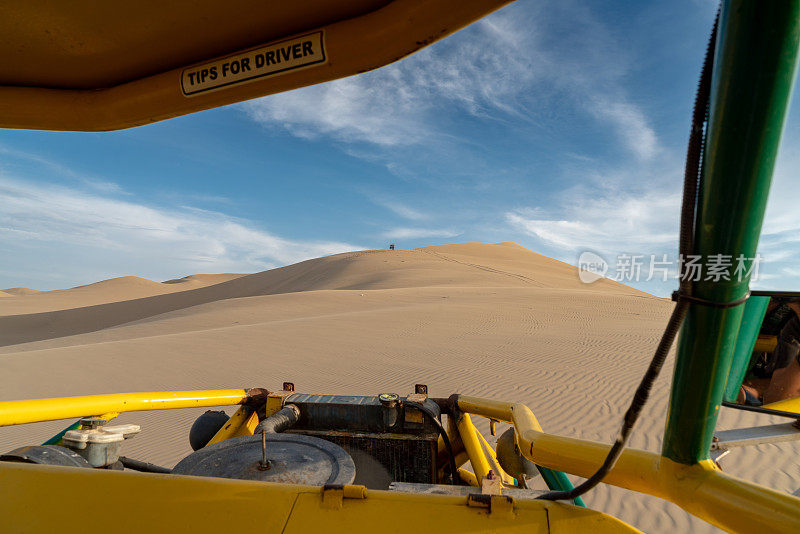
[678, 13, 718, 288]
[404, 400, 459, 484]
[537, 10, 720, 502]
[721, 401, 800, 420]
[119, 456, 172, 474]
[671, 290, 750, 309]
[751, 291, 800, 298]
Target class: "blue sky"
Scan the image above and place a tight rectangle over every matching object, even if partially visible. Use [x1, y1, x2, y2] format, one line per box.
[1, 0, 798, 296]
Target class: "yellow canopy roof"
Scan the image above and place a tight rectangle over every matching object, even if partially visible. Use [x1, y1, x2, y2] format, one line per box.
[0, 0, 510, 131]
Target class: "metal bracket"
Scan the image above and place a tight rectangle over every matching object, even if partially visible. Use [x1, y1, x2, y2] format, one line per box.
[480, 470, 503, 495]
[711, 422, 800, 450]
[265, 390, 294, 417]
[711, 422, 800, 468]
[466, 494, 514, 517]
[321, 484, 367, 509]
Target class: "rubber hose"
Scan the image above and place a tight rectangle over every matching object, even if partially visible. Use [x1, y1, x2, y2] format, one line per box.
[255, 404, 300, 434]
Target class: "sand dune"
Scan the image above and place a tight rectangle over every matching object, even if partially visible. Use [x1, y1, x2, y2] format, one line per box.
[0, 273, 244, 317]
[0, 243, 639, 346]
[0, 242, 794, 533]
[2, 287, 40, 296]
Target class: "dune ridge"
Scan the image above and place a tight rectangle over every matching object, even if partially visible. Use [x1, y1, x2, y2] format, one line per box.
[0, 273, 245, 317]
[0, 243, 643, 347]
[2, 287, 40, 295]
[0, 242, 793, 533]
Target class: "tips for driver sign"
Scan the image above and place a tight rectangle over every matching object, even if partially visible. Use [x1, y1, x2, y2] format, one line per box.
[181, 31, 326, 96]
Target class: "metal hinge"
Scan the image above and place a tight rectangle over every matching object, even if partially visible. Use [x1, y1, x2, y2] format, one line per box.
[466, 493, 515, 518]
[321, 484, 368, 509]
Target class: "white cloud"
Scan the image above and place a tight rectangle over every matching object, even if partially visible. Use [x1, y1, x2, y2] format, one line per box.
[504, 128, 800, 294]
[507, 191, 679, 253]
[245, 76, 421, 146]
[0, 177, 362, 289]
[588, 97, 659, 161]
[380, 227, 460, 240]
[80, 178, 128, 195]
[242, 11, 538, 147]
[242, 1, 658, 160]
[372, 199, 427, 221]
[750, 139, 800, 289]
[0, 143, 130, 195]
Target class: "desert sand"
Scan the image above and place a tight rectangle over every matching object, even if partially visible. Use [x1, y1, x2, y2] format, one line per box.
[0, 242, 796, 533]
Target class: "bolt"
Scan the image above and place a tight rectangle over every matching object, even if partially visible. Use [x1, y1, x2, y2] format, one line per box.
[258, 430, 271, 470]
[79, 418, 106, 430]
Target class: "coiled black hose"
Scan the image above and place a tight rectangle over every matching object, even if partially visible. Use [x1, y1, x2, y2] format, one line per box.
[537, 10, 719, 502]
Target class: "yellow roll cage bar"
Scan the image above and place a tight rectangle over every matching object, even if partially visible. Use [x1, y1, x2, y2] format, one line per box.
[0, 389, 797, 532]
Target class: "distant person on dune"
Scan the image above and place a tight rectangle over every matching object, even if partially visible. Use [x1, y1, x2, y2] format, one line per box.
[389, 243, 395, 250]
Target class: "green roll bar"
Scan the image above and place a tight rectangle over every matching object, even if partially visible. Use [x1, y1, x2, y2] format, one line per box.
[723, 296, 770, 403]
[662, 0, 800, 465]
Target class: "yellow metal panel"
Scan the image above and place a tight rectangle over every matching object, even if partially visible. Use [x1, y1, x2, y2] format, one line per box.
[0, 390, 248, 426]
[547, 502, 640, 534]
[0, 1, 392, 89]
[754, 334, 778, 353]
[0, 462, 295, 532]
[0, 462, 640, 533]
[265, 391, 291, 417]
[283, 491, 549, 533]
[763, 394, 800, 413]
[206, 405, 258, 446]
[0, 0, 512, 131]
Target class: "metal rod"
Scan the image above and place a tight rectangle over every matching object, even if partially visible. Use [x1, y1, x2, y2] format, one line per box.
[721, 400, 800, 420]
[0, 390, 249, 427]
[258, 430, 270, 470]
[711, 422, 800, 450]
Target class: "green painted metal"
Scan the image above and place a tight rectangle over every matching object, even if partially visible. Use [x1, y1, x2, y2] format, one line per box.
[723, 295, 770, 402]
[42, 418, 83, 445]
[536, 465, 586, 507]
[662, 0, 800, 465]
